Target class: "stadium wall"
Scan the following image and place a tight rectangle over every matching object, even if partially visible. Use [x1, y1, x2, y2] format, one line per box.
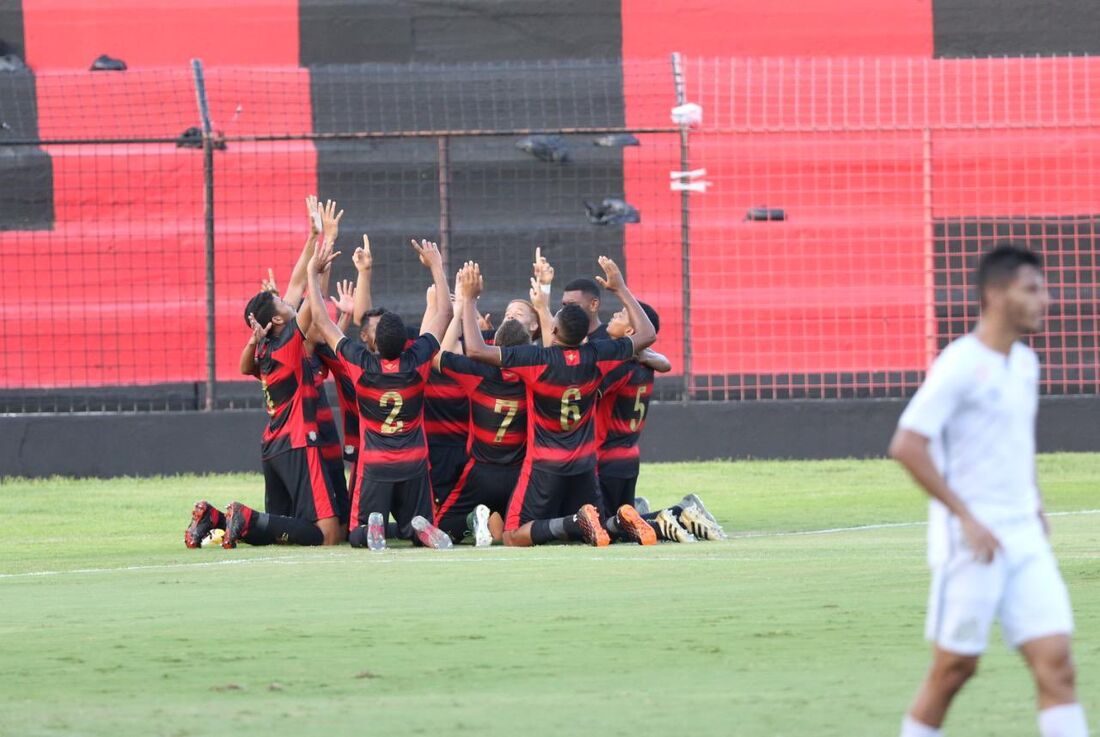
[1, 398, 1097, 478]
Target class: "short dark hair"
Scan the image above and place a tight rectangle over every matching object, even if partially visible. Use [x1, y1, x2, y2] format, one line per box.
[555, 304, 590, 346]
[243, 291, 277, 328]
[563, 277, 600, 300]
[375, 312, 407, 360]
[976, 242, 1042, 302]
[494, 318, 531, 348]
[638, 301, 660, 334]
[363, 307, 387, 321]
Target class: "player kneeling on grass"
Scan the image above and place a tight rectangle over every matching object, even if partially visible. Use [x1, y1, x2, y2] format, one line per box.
[889, 243, 1088, 737]
[308, 234, 454, 550]
[461, 258, 658, 547]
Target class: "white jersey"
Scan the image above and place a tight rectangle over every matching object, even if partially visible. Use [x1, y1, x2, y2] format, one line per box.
[898, 334, 1041, 558]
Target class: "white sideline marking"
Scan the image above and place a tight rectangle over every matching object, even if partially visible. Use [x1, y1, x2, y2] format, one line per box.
[2, 509, 1097, 581]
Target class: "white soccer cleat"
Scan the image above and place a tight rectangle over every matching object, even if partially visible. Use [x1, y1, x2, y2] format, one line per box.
[633, 496, 651, 515]
[472, 504, 492, 548]
[678, 505, 728, 541]
[654, 508, 696, 543]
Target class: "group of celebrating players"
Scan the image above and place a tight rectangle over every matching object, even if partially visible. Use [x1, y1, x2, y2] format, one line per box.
[183, 196, 727, 551]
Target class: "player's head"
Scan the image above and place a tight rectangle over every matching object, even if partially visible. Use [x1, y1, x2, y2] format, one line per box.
[359, 307, 387, 351]
[505, 299, 540, 340]
[243, 291, 295, 333]
[608, 301, 660, 339]
[561, 278, 600, 323]
[493, 317, 531, 348]
[552, 304, 590, 347]
[976, 242, 1048, 334]
[375, 312, 407, 360]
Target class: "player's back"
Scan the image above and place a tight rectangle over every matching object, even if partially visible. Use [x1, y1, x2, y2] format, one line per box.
[440, 352, 528, 466]
[255, 320, 319, 458]
[596, 360, 655, 477]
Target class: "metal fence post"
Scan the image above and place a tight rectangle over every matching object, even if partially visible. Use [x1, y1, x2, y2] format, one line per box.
[671, 52, 693, 402]
[437, 136, 452, 276]
[191, 58, 217, 411]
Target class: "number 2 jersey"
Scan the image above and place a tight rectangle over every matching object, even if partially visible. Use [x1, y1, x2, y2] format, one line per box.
[500, 337, 635, 475]
[335, 334, 439, 481]
[595, 360, 655, 479]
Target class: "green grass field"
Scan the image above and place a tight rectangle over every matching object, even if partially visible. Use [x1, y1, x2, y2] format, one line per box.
[1, 455, 1097, 737]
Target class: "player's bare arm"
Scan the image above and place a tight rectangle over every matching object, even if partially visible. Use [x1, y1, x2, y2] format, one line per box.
[305, 229, 343, 352]
[332, 278, 356, 334]
[532, 247, 556, 347]
[888, 428, 1001, 562]
[281, 195, 323, 307]
[636, 348, 672, 373]
[595, 256, 656, 352]
[433, 268, 467, 371]
[411, 238, 453, 340]
[352, 234, 373, 325]
[239, 314, 269, 377]
[460, 263, 502, 367]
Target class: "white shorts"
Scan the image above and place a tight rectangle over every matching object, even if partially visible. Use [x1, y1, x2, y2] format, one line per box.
[925, 516, 1074, 656]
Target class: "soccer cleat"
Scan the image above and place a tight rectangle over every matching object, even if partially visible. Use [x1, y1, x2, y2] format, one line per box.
[574, 504, 610, 547]
[633, 496, 651, 515]
[616, 504, 657, 545]
[679, 493, 723, 530]
[654, 508, 696, 543]
[366, 512, 386, 552]
[471, 504, 492, 548]
[411, 516, 453, 549]
[221, 501, 253, 549]
[184, 500, 219, 549]
[678, 504, 727, 541]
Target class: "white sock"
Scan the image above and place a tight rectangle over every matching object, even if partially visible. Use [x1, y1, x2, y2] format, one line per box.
[901, 715, 943, 737]
[1039, 703, 1089, 737]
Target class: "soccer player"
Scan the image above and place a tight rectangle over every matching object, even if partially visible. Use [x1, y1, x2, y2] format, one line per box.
[889, 243, 1087, 737]
[461, 258, 657, 547]
[432, 264, 533, 545]
[561, 276, 608, 341]
[307, 235, 454, 549]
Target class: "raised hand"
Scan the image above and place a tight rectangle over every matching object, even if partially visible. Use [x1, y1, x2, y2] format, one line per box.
[529, 276, 549, 311]
[261, 267, 279, 295]
[459, 261, 483, 298]
[533, 246, 555, 285]
[478, 312, 493, 331]
[352, 234, 373, 273]
[320, 199, 344, 243]
[306, 195, 321, 236]
[330, 279, 355, 314]
[309, 234, 341, 276]
[410, 238, 443, 270]
[248, 313, 272, 342]
[594, 255, 625, 293]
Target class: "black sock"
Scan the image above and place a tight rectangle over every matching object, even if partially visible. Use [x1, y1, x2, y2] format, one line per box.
[641, 505, 683, 523]
[559, 515, 584, 541]
[209, 507, 226, 530]
[530, 519, 554, 545]
[349, 525, 368, 548]
[246, 512, 323, 546]
[385, 521, 400, 538]
[604, 515, 622, 537]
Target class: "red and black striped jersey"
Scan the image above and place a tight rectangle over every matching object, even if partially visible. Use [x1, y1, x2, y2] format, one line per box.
[424, 369, 470, 447]
[255, 320, 319, 459]
[500, 337, 634, 474]
[596, 360, 655, 479]
[439, 351, 527, 466]
[309, 354, 346, 463]
[315, 342, 360, 463]
[336, 334, 439, 481]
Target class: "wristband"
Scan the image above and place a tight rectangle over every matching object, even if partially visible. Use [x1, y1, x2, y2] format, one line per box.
[540, 284, 551, 295]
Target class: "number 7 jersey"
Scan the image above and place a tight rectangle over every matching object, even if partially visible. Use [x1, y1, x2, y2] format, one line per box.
[499, 337, 635, 475]
[336, 334, 439, 481]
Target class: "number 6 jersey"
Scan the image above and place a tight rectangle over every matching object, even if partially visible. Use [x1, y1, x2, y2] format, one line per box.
[336, 333, 439, 481]
[499, 337, 635, 475]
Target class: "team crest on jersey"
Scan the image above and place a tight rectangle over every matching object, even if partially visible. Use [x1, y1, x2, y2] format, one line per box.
[381, 359, 400, 373]
[564, 350, 580, 366]
[502, 370, 518, 382]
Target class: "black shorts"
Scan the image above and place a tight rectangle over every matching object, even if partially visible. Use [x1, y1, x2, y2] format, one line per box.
[324, 457, 350, 525]
[504, 465, 603, 531]
[349, 472, 434, 540]
[597, 474, 638, 517]
[262, 446, 339, 522]
[434, 459, 521, 541]
[429, 443, 469, 506]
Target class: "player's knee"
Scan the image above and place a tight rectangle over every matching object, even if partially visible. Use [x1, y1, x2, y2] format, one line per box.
[933, 655, 978, 691]
[1035, 650, 1076, 694]
[501, 530, 528, 547]
[316, 518, 343, 546]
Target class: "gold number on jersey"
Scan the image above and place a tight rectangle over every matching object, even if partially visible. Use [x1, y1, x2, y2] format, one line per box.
[379, 391, 404, 435]
[560, 387, 582, 431]
[260, 379, 276, 417]
[493, 399, 520, 443]
[629, 385, 648, 431]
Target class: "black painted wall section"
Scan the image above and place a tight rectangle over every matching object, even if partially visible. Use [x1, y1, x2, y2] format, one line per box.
[299, 0, 622, 65]
[3, 397, 1097, 478]
[934, 0, 1100, 56]
[0, 0, 25, 60]
[0, 70, 54, 230]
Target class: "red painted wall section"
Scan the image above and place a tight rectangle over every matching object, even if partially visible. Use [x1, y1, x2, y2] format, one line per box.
[21, 0, 300, 69]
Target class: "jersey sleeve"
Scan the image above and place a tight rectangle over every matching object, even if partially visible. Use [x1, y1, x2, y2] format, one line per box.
[314, 342, 347, 380]
[593, 336, 635, 376]
[336, 336, 376, 380]
[898, 346, 971, 439]
[499, 344, 549, 383]
[405, 334, 440, 380]
[599, 361, 634, 397]
[439, 351, 495, 395]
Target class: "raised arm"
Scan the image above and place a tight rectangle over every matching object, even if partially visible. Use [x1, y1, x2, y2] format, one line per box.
[595, 256, 655, 352]
[282, 195, 323, 307]
[460, 263, 502, 367]
[636, 347, 672, 373]
[304, 223, 344, 352]
[433, 267, 467, 372]
[298, 199, 343, 336]
[239, 315, 270, 377]
[352, 234, 373, 325]
[410, 238, 452, 341]
[332, 278, 355, 334]
[531, 246, 555, 347]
